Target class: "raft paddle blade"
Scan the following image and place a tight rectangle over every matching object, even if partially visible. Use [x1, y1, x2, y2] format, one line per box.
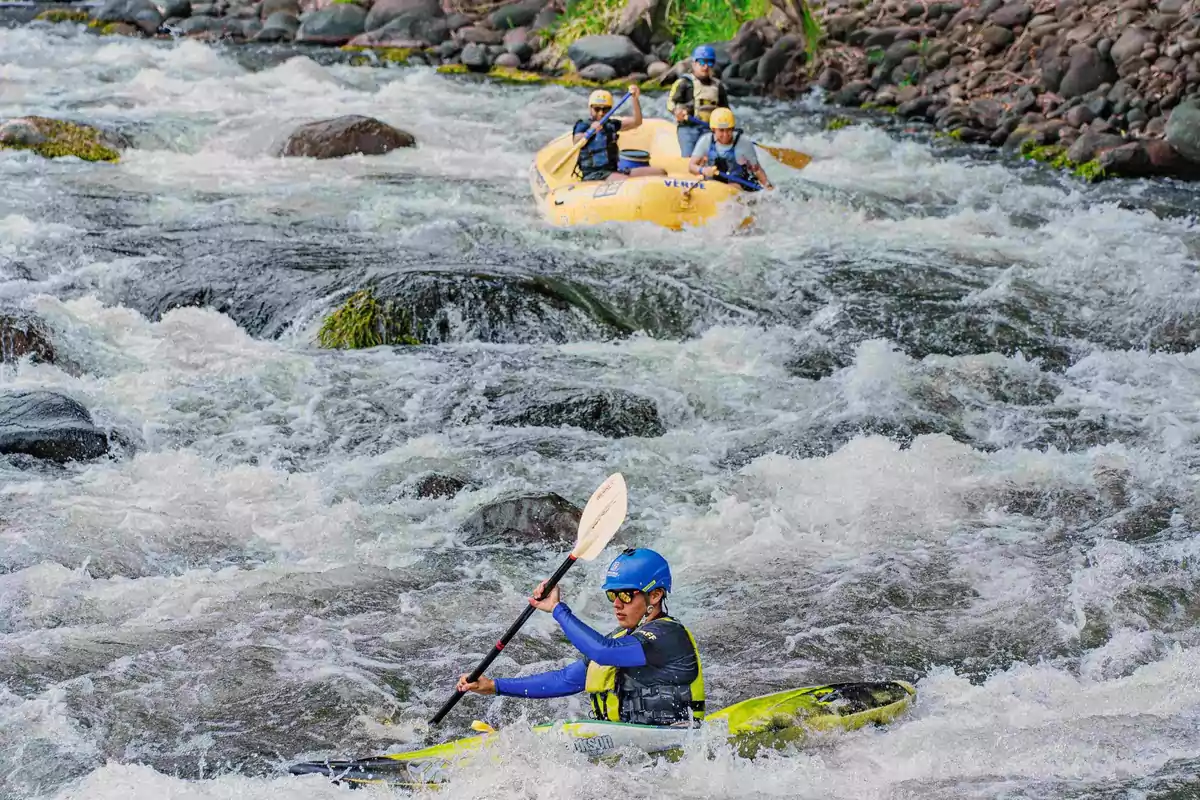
[756, 143, 812, 170]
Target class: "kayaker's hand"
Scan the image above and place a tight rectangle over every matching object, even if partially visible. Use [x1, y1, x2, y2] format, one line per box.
[530, 580, 560, 613]
[673, 106, 689, 123]
[628, 84, 641, 99]
[457, 674, 496, 695]
[701, 166, 718, 179]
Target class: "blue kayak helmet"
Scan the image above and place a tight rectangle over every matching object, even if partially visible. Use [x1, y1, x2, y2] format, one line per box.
[603, 548, 672, 594]
[692, 45, 717, 65]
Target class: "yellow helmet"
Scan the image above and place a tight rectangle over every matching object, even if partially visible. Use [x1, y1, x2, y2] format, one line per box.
[709, 107, 735, 130]
[588, 90, 614, 108]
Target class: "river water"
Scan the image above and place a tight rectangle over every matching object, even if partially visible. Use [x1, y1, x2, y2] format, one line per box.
[3, 21, 1200, 800]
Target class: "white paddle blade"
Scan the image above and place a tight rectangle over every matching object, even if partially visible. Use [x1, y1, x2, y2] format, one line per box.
[571, 472, 627, 561]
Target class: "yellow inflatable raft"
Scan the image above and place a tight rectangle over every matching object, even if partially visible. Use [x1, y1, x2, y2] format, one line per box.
[529, 118, 751, 230]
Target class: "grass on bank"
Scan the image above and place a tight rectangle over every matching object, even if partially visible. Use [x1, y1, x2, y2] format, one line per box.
[541, 0, 772, 65]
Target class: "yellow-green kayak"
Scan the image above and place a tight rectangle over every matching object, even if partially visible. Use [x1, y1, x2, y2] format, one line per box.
[288, 680, 916, 787]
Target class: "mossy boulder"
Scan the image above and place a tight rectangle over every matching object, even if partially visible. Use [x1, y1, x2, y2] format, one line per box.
[0, 116, 126, 163]
[316, 290, 420, 349]
[34, 9, 91, 23]
[93, 0, 163, 35]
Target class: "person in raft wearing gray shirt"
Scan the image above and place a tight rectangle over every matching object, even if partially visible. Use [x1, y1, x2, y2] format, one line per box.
[688, 107, 773, 190]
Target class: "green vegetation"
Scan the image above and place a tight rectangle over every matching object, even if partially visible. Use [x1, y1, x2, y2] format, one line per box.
[343, 45, 416, 66]
[316, 290, 420, 350]
[87, 18, 124, 34]
[1018, 139, 1106, 182]
[35, 9, 90, 23]
[825, 115, 853, 130]
[663, 0, 771, 61]
[540, 0, 786, 66]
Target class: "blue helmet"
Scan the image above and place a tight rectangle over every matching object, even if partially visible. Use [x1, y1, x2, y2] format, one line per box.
[692, 45, 717, 64]
[602, 548, 672, 594]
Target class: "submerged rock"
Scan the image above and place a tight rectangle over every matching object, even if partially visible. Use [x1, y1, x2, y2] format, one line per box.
[0, 309, 56, 365]
[461, 492, 581, 546]
[0, 391, 109, 462]
[278, 114, 415, 158]
[488, 387, 666, 439]
[404, 472, 469, 499]
[0, 116, 126, 163]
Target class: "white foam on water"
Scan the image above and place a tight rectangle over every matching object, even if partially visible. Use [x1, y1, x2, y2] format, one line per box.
[4, 22, 1200, 800]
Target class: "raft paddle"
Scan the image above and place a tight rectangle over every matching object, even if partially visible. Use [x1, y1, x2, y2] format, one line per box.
[546, 93, 632, 178]
[688, 116, 812, 170]
[717, 172, 762, 192]
[428, 472, 628, 725]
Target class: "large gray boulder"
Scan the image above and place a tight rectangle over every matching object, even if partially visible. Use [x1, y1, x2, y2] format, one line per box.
[94, 0, 163, 34]
[1058, 45, 1117, 98]
[567, 34, 646, 76]
[0, 391, 109, 462]
[295, 3, 366, 44]
[278, 115, 415, 158]
[363, 0, 440, 32]
[1165, 98, 1200, 164]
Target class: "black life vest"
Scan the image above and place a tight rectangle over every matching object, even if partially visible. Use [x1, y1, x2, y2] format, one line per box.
[574, 119, 620, 178]
[584, 615, 706, 727]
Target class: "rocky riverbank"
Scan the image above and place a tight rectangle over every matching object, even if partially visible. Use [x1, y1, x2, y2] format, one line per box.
[9, 0, 1200, 182]
[791, 0, 1200, 180]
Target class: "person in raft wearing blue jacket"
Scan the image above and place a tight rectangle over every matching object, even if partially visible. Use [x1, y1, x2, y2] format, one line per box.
[456, 548, 705, 726]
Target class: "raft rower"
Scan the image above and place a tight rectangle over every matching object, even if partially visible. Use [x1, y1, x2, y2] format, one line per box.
[667, 45, 730, 158]
[688, 108, 773, 190]
[572, 86, 663, 182]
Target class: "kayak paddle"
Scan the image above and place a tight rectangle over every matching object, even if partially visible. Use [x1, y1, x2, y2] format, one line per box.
[546, 93, 632, 179]
[428, 472, 628, 725]
[688, 116, 812, 170]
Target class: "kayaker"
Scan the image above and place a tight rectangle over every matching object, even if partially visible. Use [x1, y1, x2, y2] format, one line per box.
[456, 548, 705, 727]
[572, 86, 661, 182]
[667, 45, 729, 157]
[688, 108, 773, 191]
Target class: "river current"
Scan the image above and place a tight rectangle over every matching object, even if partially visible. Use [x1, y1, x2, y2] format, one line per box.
[3, 22, 1200, 800]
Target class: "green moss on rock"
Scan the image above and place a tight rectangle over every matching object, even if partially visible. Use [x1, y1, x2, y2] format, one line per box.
[35, 9, 90, 23]
[1019, 140, 1106, 182]
[317, 289, 420, 349]
[342, 45, 414, 66]
[825, 115, 853, 131]
[0, 116, 121, 163]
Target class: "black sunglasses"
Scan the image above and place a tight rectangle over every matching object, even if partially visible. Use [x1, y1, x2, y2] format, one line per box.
[605, 589, 644, 603]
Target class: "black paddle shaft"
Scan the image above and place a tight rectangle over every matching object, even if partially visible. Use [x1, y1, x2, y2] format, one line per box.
[428, 553, 578, 725]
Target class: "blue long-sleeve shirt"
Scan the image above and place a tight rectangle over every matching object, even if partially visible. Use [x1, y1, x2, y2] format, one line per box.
[494, 603, 647, 698]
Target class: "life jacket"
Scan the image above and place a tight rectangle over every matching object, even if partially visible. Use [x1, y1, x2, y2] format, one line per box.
[584, 615, 706, 726]
[671, 73, 723, 124]
[574, 119, 620, 178]
[707, 129, 757, 186]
